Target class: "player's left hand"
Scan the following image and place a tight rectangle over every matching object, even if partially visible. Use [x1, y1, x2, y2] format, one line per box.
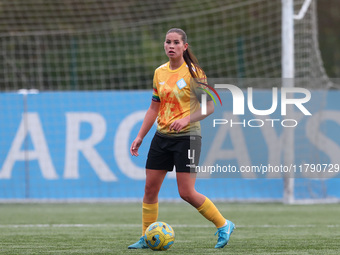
[169, 117, 189, 133]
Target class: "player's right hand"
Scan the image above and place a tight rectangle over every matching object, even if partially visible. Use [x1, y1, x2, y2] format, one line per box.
[130, 137, 143, 156]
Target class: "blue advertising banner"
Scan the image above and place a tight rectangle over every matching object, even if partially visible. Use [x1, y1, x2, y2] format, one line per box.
[0, 90, 339, 200]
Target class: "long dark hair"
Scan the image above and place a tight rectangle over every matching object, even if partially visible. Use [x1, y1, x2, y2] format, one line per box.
[166, 28, 205, 80]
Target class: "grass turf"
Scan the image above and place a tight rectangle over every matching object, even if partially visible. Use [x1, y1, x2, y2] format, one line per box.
[0, 202, 339, 254]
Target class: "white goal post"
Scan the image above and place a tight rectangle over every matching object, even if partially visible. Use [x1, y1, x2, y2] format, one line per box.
[282, 0, 338, 204]
[282, 0, 295, 204]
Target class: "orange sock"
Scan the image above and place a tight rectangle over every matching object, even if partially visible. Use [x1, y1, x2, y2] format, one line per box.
[142, 202, 158, 235]
[197, 197, 226, 228]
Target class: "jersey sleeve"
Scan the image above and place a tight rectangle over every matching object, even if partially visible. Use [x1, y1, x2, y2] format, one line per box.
[152, 70, 161, 102]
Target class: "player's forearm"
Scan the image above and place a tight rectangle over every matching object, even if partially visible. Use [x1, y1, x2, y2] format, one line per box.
[137, 106, 158, 140]
[169, 101, 214, 133]
[188, 100, 214, 123]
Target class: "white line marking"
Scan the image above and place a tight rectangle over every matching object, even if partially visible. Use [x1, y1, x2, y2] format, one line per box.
[0, 224, 339, 228]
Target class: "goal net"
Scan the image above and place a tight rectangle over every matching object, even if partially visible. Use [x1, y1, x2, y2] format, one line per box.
[0, 0, 338, 202]
[0, 0, 332, 90]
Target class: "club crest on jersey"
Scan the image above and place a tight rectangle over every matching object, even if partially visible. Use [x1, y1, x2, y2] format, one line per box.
[176, 78, 187, 89]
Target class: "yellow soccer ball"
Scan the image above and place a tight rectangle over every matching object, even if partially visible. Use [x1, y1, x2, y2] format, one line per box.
[144, 222, 175, 251]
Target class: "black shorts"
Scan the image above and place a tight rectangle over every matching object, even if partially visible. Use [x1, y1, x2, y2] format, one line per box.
[146, 132, 201, 172]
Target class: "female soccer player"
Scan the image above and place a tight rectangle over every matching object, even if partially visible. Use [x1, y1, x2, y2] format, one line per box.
[128, 28, 235, 249]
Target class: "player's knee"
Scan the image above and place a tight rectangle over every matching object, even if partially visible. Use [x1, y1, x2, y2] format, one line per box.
[178, 189, 194, 203]
[144, 183, 160, 198]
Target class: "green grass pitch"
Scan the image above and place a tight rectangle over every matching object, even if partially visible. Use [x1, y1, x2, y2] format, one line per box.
[0, 202, 339, 254]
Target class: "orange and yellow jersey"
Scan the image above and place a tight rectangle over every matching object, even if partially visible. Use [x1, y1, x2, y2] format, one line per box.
[152, 61, 206, 136]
